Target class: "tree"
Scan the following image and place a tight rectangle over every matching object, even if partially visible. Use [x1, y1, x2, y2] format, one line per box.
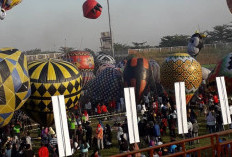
[159, 35, 189, 47]
[131, 41, 152, 49]
[205, 23, 232, 44]
[114, 43, 130, 52]
[59, 47, 75, 53]
[23, 48, 42, 55]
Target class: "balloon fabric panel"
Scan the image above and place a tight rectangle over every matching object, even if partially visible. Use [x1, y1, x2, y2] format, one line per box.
[227, 0, 232, 14]
[83, 0, 102, 19]
[0, 48, 30, 127]
[23, 59, 82, 126]
[123, 58, 150, 103]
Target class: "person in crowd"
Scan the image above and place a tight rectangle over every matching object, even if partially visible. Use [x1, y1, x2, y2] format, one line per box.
[206, 110, 216, 133]
[76, 124, 84, 147]
[104, 124, 112, 148]
[25, 132, 32, 148]
[49, 134, 57, 156]
[96, 124, 104, 150]
[80, 139, 90, 157]
[192, 119, 199, 144]
[22, 144, 35, 157]
[119, 135, 129, 153]
[38, 142, 49, 157]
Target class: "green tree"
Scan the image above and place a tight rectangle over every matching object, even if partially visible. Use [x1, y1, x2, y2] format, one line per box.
[23, 48, 42, 55]
[114, 43, 130, 51]
[159, 35, 189, 47]
[205, 23, 232, 44]
[59, 47, 75, 53]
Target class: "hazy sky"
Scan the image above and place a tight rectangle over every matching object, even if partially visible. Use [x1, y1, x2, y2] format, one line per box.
[0, 0, 231, 52]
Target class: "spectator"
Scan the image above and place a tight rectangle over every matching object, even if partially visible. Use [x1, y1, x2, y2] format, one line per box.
[5, 143, 12, 157]
[38, 143, 49, 157]
[119, 135, 128, 153]
[25, 132, 32, 147]
[206, 111, 216, 133]
[80, 139, 90, 157]
[96, 124, 104, 150]
[85, 122, 92, 149]
[22, 144, 35, 157]
[192, 119, 199, 144]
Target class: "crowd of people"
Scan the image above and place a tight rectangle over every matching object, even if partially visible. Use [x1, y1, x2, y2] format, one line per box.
[1, 88, 232, 156]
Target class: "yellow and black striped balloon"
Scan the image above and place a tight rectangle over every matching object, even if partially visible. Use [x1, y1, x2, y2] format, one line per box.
[0, 48, 31, 127]
[23, 59, 82, 126]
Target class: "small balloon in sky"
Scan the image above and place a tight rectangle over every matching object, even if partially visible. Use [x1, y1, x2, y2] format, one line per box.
[82, 0, 102, 19]
[0, 0, 22, 20]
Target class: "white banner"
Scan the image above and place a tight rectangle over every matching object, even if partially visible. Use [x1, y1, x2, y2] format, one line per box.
[52, 95, 72, 157]
[124, 87, 140, 144]
[216, 77, 231, 125]
[175, 82, 188, 134]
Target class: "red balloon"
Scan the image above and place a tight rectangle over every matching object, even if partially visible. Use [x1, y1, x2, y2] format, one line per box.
[82, 0, 102, 19]
[227, 0, 232, 14]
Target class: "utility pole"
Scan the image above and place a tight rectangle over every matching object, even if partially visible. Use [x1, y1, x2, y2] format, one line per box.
[107, 0, 115, 57]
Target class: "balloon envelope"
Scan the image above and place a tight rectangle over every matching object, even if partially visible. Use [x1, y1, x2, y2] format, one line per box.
[86, 67, 123, 103]
[0, 48, 30, 127]
[82, 0, 102, 19]
[161, 53, 202, 104]
[68, 51, 94, 87]
[0, 0, 22, 10]
[227, 0, 232, 14]
[123, 58, 150, 103]
[23, 59, 82, 126]
[207, 53, 232, 96]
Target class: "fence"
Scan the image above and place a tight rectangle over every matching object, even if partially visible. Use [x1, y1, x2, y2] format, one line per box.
[111, 129, 232, 157]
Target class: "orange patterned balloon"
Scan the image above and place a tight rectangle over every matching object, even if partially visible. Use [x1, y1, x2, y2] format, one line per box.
[161, 53, 202, 104]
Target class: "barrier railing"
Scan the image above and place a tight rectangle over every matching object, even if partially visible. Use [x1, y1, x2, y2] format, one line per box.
[111, 129, 232, 157]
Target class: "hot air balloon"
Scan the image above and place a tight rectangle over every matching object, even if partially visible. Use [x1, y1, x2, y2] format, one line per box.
[23, 59, 82, 126]
[0, 48, 30, 127]
[123, 58, 150, 103]
[96, 63, 115, 76]
[94, 54, 116, 74]
[67, 51, 95, 87]
[0, 0, 22, 20]
[187, 32, 206, 57]
[207, 53, 232, 96]
[227, 0, 232, 14]
[202, 67, 211, 80]
[86, 67, 123, 103]
[83, 0, 102, 19]
[161, 53, 202, 104]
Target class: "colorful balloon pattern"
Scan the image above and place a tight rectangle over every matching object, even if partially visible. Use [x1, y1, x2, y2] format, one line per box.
[23, 59, 82, 126]
[94, 54, 116, 74]
[161, 53, 202, 104]
[0, 48, 30, 127]
[123, 58, 150, 103]
[68, 51, 95, 87]
[207, 53, 232, 95]
[86, 67, 123, 103]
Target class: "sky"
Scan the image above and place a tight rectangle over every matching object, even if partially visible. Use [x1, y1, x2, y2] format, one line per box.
[0, 0, 231, 52]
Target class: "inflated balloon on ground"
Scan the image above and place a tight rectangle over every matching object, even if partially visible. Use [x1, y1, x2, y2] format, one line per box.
[0, 48, 31, 127]
[86, 67, 123, 103]
[207, 53, 232, 96]
[23, 59, 82, 126]
[123, 58, 150, 103]
[161, 53, 202, 104]
[67, 51, 95, 87]
[94, 54, 116, 74]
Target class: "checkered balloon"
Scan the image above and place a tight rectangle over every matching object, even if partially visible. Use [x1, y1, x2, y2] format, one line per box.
[0, 48, 31, 127]
[86, 67, 123, 103]
[23, 59, 82, 126]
